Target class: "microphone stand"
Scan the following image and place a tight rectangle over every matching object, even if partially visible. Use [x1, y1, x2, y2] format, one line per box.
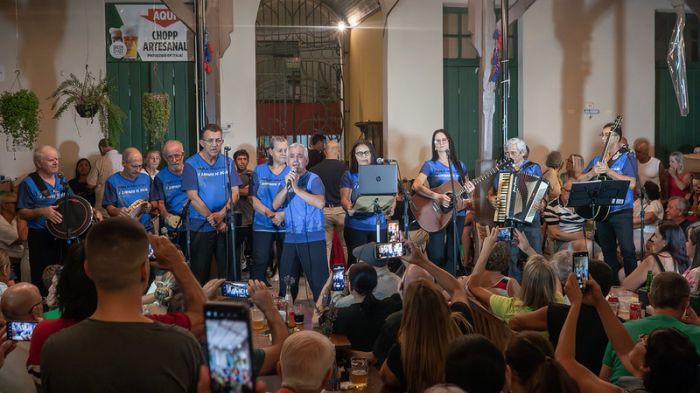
[175, 199, 192, 264]
[629, 151, 648, 259]
[401, 178, 411, 241]
[223, 147, 238, 281]
[445, 151, 459, 276]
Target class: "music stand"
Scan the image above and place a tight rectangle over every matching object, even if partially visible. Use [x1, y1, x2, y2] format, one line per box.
[356, 165, 398, 242]
[567, 180, 630, 256]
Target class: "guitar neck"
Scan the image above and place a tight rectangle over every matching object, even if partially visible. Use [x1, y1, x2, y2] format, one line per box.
[471, 164, 504, 186]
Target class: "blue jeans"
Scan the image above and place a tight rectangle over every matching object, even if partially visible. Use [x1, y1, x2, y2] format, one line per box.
[251, 230, 285, 283]
[509, 215, 543, 283]
[279, 240, 328, 302]
[595, 208, 636, 281]
[427, 218, 465, 275]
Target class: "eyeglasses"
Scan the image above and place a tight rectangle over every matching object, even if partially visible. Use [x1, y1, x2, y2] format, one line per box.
[355, 150, 371, 157]
[203, 138, 224, 145]
[26, 300, 43, 315]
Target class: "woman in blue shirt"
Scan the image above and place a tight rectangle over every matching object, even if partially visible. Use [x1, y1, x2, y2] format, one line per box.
[412, 130, 470, 274]
[341, 140, 387, 265]
[249, 136, 290, 283]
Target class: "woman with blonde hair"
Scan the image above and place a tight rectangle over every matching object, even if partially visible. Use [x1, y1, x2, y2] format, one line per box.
[470, 228, 563, 321]
[380, 279, 468, 393]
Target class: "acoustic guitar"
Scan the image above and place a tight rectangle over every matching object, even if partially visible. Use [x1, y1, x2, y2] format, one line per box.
[575, 115, 623, 222]
[410, 158, 513, 232]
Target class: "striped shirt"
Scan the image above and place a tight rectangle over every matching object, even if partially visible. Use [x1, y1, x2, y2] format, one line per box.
[543, 198, 584, 233]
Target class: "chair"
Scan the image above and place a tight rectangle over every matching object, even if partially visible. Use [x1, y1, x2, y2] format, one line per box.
[467, 297, 515, 352]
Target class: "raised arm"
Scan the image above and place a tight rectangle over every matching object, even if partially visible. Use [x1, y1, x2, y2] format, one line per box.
[400, 241, 467, 304]
[249, 279, 289, 375]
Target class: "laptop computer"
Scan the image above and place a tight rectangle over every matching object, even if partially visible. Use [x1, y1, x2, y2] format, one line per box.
[358, 164, 398, 196]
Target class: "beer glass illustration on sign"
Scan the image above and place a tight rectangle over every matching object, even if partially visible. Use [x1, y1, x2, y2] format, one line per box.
[122, 25, 139, 59]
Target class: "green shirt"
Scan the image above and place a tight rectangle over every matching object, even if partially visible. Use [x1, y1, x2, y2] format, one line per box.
[602, 314, 700, 383]
[489, 295, 533, 322]
[43, 308, 62, 320]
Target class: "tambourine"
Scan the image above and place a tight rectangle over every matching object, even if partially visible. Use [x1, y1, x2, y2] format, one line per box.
[47, 195, 94, 240]
[126, 199, 149, 219]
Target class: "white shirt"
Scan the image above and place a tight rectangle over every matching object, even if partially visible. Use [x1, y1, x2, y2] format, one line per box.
[0, 215, 23, 258]
[637, 157, 661, 189]
[87, 149, 123, 208]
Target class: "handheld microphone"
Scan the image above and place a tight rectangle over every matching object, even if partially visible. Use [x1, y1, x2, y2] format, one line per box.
[224, 146, 231, 152]
[376, 158, 397, 165]
[286, 168, 296, 193]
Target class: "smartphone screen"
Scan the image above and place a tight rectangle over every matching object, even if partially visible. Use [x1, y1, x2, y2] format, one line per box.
[573, 252, 589, 290]
[205, 303, 255, 393]
[6, 320, 38, 341]
[375, 242, 408, 259]
[331, 265, 345, 292]
[496, 227, 512, 242]
[387, 221, 400, 243]
[222, 281, 249, 299]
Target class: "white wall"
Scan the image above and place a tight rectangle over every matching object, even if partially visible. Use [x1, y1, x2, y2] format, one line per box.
[384, 0, 449, 176]
[521, 0, 673, 165]
[0, 0, 106, 180]
[220, 0, 260, 162]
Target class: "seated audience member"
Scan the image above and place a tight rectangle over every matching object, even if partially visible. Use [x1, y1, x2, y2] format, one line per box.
[556, 274, 700, 393]
[666, 196, 692, 235]
[622, 221, 690, 291]
[41, 264, 61, 317]
[0, 251, 15, 297]
[277, 330, 335, 393]
[632, 182, 664, 252]
[547, 249, 573, 290]
[601, 272, 700, 384]
[0, 192, 26, 278]
[683, 224, 700, 290]
[322, 262, 401, 352]
[318, 243, 401, 308]
[459, 241, 520, 297]
[470, 229, 562, 322]
[633, 138, 665, 194]
[27, 238, 208, 385]
[560, 153, 585, 184]
[506, 332, 579, 393]
[668, 151, 692, 199]
[543, 179, 586, 254]
[0, 283, 43, 393]
[543, 150, 564, 200]
[690, 177, 700, 218]
[372, 264, 433, 367]
[40, 217, 204, 392]
[380, 279, 469, 393]
[445, 334, 506, 393]
[509, 259, 613, 373]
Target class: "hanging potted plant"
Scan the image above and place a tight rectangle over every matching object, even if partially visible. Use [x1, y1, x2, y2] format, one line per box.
[142, 92, 171, 150]
[50, 70, 125, 146]
[0, 89, 41, 150]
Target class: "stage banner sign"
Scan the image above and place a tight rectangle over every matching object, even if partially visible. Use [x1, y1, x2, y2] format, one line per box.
[106, 4, 193, 62]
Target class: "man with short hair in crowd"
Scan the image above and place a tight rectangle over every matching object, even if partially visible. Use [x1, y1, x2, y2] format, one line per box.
[0, 283, 43, 392]
[87, 138, 122, 211]
[310, 140, 348, 263]
[666, 196, 692, 235]
[600, 272, 700, 383]
[543, 178, 587, 253]
[277, 330, 335, 393]
[306, 133, 326, 169]
[234, 149, 254, 268]
[41, 217, 204, 391]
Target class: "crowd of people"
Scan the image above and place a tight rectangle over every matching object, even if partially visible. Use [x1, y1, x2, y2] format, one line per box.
[0, 122, 699, 393]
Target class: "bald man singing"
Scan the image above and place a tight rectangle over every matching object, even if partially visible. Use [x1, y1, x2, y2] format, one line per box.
[17, 146, 72, 294]
[103, 147, 155, 232]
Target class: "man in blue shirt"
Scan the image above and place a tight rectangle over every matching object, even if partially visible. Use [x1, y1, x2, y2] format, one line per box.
[17, 145, 71, 294]
[578, 123, 637, 280]
[103, 147, 154, 233]
[182, 124, 242, 284]
[153, 140, 188, 253]
[488, 137, 545, 282]
[272, 143, 328, 301]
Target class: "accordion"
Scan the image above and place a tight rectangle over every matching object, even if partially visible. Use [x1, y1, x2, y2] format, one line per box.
[493, 172, 548, 224]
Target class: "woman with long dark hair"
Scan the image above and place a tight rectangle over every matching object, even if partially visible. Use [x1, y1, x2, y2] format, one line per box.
[412, 130, 470, 273]
[340, 140, 386, 265]
[249, 136, 290, 283]
[68, 158, 96, 206]
[622, 221, 690, 290]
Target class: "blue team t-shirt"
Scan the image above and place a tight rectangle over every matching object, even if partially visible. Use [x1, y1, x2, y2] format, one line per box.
[103, 172, 153, 230]
[182, 153, 242, 233]
[420, 160, 468, 217]
[250, 163, 290, 232]
[340, 170, 388, 231]
[153, 167, 187, 231]
[17, 174, 73, 230]
[492, 160, 543, 191]
[281, 171, 325, 243]
[583, 151, 635, 212]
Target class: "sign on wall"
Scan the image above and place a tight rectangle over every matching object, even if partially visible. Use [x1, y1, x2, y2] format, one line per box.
[106, 4, 193, 62]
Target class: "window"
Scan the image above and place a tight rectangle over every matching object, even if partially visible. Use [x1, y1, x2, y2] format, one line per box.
[443, 8, 478, 59]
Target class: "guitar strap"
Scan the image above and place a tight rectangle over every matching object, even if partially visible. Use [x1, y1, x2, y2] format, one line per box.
[28, 172, 51, 197]
[606, 147, 629, 168]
